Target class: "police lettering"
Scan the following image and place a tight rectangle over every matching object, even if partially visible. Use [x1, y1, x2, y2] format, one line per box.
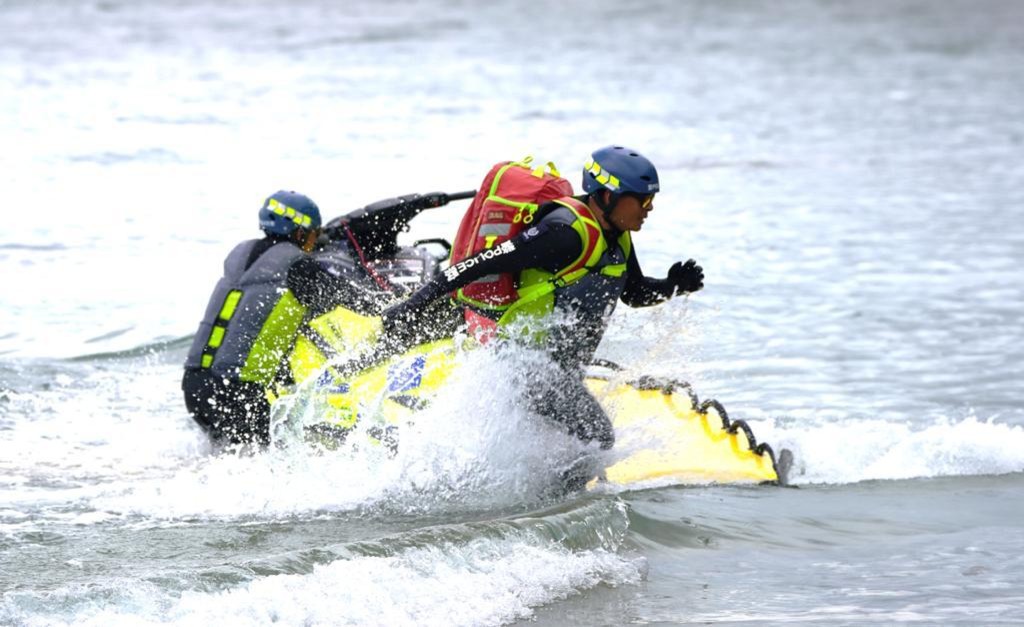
[443, 239, 517, 282]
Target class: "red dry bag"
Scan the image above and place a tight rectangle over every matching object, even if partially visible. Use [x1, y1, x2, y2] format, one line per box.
[449, 157, 574, 310]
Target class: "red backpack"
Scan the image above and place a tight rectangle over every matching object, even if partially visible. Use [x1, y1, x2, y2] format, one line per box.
[449, 157, 574, 309]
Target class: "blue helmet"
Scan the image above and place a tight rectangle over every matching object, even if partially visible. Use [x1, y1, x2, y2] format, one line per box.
[581, 145, 660, 196]
[258, 190, 322, 237]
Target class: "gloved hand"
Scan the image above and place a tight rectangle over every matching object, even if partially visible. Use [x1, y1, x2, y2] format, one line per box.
[380, 301, 414, 342]
[667, 259, 704, 295]
[421, 191, 449, 208]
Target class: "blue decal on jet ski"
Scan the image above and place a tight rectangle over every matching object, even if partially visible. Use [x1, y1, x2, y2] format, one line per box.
[316, 369, 349, 394]
[387, 356, 425, 393]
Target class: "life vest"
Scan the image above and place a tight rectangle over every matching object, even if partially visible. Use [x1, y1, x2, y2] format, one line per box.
[450, 157, 575, 310]
[532, 203, 633, 368]
[184, 239, 308, 385]
[497, 198, 632, 326]
[458, 194, 632, 344]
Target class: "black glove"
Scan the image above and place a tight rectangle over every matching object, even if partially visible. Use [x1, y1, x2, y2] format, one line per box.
[380, 301, 415, 342]
[667, 259, 704, 295]
[420, 191, 449, 208]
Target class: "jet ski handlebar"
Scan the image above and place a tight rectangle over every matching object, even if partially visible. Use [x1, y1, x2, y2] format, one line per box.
[322, 190, 475, 258]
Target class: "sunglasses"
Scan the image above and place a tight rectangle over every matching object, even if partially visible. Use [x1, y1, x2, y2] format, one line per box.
[623, 193, 655, 209]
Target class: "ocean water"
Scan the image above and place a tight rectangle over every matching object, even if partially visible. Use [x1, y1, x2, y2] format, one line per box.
[2, 0, 1024, 624]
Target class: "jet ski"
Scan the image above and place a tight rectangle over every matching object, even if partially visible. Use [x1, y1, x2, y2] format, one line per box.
[270, 192, 792, 488]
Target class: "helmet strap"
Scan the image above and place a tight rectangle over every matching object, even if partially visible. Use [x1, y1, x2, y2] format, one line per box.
[591, 191, 622, 233]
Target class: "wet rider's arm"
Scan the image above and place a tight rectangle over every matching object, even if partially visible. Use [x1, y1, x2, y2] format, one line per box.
[388, 223, 584, 318]
[287, 255, 372, 317]
[620, 248, 704, 307]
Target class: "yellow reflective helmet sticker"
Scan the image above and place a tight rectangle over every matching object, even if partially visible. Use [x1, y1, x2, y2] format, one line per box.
[585, 158, 621, 192]
[267, 198, 314, 228]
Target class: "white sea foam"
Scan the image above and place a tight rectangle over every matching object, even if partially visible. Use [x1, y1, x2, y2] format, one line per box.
[764, 414, 1024, 485]
[175, 543, 640, 627]
[11, 534, 642, 627]
[0, 363, 208, 478]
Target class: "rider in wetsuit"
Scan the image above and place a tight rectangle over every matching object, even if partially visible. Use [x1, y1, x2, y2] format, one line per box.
[382, 146, 705, 454]
[182, 191, 371, 445]
[182, 189, 466, 445]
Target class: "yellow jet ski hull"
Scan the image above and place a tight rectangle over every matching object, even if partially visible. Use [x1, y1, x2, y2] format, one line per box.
[272, 307, 790, 487]
[585, 376, 784, 486]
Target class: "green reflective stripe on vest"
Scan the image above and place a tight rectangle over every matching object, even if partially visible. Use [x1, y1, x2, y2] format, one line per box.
[239, 290, 307, 384]
[200, 291, 244, 368]
[558, 266, 590, 286]
[218, 290, 243, 321]
[549, 198, 603, 281]
[506, 273, 558, 316]
[207, 325, 226, 348]
[600, 263, 627, 278]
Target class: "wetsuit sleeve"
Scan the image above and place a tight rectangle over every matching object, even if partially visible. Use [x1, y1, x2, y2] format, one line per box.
[620, 246, 675, 307]
[287, 255, 374, 317]
[393, 223, 585, 315]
